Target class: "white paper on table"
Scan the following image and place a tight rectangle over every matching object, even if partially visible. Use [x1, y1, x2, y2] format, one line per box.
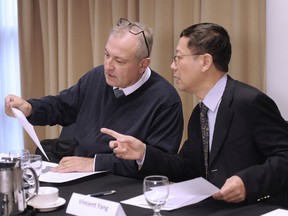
[39, 161, 108, 183]
[261, 209, 288, 216]
[0, 153, 9, 159]
[121, 177, 220, 211]
[11, 108, 49, 160]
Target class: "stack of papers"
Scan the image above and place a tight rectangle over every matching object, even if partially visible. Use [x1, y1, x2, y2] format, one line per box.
[121, 177, 219, 211]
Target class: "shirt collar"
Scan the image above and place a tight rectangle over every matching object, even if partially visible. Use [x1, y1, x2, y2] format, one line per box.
[113, 67, 151, 96]
[202, 74, 227, 112]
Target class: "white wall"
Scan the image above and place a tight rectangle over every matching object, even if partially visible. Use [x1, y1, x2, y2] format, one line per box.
[266, 0, 288, 120]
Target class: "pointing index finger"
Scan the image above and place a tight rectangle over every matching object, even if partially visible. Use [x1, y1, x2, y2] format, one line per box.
[100, 128, 122, 139]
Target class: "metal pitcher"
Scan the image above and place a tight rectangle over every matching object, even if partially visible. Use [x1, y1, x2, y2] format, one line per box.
[0, 157, 39, 216]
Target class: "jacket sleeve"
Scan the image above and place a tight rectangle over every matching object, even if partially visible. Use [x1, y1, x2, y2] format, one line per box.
[137, 141, 197, 182]
[236, 93, 288, 202]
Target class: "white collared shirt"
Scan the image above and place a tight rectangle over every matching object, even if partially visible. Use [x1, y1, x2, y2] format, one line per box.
[201, 74, 228, 152]
[113, 67, 151, 96]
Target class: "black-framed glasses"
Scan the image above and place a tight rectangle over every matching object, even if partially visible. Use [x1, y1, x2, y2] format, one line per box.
[172, 53, 203, 66]
[117, 18, 150, 58]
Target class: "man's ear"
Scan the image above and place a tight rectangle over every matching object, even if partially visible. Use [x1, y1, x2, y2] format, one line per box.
[202, 54, 213, 72]
[139, 58, 151, 73]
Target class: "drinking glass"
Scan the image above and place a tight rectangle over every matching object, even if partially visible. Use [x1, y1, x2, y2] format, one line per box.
[143, 175, 169, 216]
[9, 149, 30, 168]
[9, 149, 31, 196]
[25, 154, 42, 195]
[29, 154, 42, 176]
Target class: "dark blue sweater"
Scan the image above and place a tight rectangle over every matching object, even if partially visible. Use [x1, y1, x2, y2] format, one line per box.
[28, 65, 183, 178]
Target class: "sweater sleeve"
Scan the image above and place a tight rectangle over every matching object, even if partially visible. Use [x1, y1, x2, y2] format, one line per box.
[95, 101, 184, 178]
[27, 71, 90, 126]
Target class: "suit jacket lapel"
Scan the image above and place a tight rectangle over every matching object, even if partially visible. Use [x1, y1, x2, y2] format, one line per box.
[209, 76, 235, 164]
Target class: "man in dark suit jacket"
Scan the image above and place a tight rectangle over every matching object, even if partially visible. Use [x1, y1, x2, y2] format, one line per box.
[101, 23, 288, 207]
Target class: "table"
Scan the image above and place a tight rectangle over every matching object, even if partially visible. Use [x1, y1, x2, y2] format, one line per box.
[35, 172, 283, 216]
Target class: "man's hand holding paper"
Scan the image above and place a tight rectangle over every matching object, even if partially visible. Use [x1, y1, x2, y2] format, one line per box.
[5, 94, 32, 117]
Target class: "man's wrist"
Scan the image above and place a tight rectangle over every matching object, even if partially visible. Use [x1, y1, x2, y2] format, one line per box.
[136, 145, 146, 169]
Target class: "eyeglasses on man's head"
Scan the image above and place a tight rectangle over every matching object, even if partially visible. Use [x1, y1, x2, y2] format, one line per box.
[117, 18, 150, 58]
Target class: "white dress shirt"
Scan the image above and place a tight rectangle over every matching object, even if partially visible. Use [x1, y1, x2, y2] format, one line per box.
[201, 74, 227, 152]
[113, 67, 151, 96]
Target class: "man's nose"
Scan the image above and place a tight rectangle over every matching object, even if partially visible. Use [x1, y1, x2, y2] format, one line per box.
[105, 58, 115, 69]
[170, 61, 177, 70]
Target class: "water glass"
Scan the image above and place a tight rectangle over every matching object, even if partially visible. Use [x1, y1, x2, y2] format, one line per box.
[9, 149, 31, 196]
[29, 154, 42, 176]
[143, 175, 169, 216]
[9, 149, 30, 168]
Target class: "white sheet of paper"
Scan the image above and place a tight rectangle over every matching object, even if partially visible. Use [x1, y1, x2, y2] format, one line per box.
[121, 177, 220, 211]
[11, 108, 49, 160]
[39, 161, 108, 183]
[261, 209, 288, 216]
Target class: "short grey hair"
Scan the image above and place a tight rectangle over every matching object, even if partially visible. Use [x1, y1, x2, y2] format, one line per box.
[110, 20, 153, 59]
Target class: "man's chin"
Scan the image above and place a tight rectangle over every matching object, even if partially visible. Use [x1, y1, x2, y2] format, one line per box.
[174, 81, 182, 90]
[105, 77, 117, 87]
[176, 84, 186, 92]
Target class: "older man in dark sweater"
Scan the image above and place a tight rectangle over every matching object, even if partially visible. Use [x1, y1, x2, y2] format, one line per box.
[5, 18, 183, 179]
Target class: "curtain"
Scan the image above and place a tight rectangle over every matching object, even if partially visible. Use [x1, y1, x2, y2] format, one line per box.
[17, 0, 266, 152]
[0, 0, 23, 153]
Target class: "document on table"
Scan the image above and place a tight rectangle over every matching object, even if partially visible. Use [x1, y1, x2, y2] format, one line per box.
[121, 177, 220, 211]
[11, 108, 49, 160]
[39, 161, 108, 183]
[261, 209, 288, 215]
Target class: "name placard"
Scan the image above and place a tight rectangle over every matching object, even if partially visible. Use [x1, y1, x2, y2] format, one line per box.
[66, 193, 126, 216]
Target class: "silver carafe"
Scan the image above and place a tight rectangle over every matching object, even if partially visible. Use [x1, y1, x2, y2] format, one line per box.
[0, 157, 39, 215]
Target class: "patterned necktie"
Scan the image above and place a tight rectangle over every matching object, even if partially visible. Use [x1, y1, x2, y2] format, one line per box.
[114, 88, 125, 98]
[200, 102, 209, 179]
